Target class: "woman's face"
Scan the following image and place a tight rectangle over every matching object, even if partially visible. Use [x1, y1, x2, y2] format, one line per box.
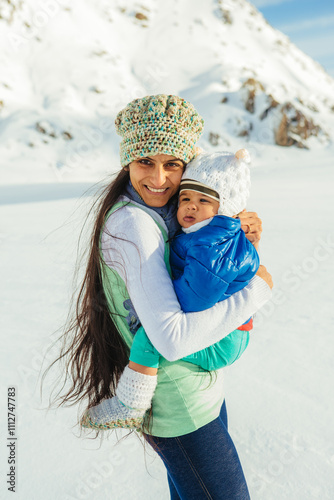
[128, 154, 185, 207]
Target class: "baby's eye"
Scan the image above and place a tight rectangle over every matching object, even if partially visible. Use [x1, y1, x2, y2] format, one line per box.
[200, 198, 210, 203]
[180, 197, 190, 202]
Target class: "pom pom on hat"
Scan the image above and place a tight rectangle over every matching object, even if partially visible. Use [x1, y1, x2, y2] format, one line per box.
[180, 149, 251, 217]
[235, 148, 251, 162]
[115, 95, 204, 166]
[194, 146, 205, 157]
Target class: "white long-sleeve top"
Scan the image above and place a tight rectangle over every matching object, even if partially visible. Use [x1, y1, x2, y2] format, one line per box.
[101, 198, 271, 362]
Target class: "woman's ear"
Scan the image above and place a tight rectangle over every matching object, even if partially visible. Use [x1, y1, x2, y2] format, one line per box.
[123, 165, 130, 172]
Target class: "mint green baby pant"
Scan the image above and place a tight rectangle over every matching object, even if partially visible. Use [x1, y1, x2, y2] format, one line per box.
[129, 326, 250, 371]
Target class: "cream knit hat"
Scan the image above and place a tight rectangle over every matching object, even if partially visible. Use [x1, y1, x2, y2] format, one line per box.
[115, 95, 204, 166]
[180, 149, 251, 217]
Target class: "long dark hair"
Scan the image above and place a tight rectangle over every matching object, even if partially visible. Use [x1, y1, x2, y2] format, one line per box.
[44, 167, 132, 411]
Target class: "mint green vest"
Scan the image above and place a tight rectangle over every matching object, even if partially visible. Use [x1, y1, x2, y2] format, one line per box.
[101, 201, 225, 437]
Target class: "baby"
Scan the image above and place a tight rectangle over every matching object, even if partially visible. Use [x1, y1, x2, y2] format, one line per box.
[82, 149, 259, 430]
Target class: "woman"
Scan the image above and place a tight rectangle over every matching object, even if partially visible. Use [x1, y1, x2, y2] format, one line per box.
[54, 94, 273, 499]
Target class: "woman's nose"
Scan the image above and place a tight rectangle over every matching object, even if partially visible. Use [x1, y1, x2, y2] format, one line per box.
[151, 166, 167, 186]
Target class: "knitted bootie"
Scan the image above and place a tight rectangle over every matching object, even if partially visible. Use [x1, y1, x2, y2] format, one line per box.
[80, 366, 158, 430]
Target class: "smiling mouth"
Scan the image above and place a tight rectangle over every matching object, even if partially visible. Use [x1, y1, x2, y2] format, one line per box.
[145, 185, 169, 194]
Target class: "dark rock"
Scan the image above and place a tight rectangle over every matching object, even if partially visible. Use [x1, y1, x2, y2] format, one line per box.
[275, 102, 320, 148]
[242, 78, 265, 113]
[135, 12, 148, 21]
[209, 132, 221, 146]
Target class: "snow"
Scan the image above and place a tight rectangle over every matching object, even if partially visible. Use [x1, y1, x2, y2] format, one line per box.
[2, 148, 334, 500]
[1, 0, 334, 498]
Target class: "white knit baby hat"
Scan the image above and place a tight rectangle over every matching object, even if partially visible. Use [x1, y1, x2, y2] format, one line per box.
[179, 149, 251, 217]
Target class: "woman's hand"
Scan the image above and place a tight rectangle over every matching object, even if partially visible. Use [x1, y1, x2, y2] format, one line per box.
[256, 265, 273, 289]
[238, 210, 262, 249]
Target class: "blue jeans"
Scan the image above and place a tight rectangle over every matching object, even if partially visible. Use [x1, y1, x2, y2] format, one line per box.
[145, 402, 250, 500]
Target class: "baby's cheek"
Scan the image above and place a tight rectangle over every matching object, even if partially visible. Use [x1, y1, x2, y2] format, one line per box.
[176, 208, 184, 225]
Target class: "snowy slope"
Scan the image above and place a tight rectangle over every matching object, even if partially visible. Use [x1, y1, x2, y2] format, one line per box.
[1, 149, 334, 499]
[1, 0, 334, 185]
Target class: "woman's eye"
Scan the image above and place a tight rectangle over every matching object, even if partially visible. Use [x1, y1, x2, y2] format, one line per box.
[166, 163, 182, 169]
[139, 159, 151, 165]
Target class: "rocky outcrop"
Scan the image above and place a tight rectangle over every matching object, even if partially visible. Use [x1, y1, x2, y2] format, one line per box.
[274, 103, 321, 148]
[135, 12, 148, 21]
[209, 132, 221, 146]
[236, 77, 324, 148]
[216, 0, 233, 24]
[242, 78, 265, 113]
[238, 123, 253, 137]
[260, 95, 279, 120]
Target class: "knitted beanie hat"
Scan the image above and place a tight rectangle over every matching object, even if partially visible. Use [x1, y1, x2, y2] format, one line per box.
[115, 94, 204, 166]
[180, 149, 251, 217]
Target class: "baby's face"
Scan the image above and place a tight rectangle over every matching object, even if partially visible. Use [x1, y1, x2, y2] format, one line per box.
[177, 190, 219, 228]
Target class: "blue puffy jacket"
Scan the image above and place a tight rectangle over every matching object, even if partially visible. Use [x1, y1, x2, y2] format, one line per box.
[170, 215, 260, 313]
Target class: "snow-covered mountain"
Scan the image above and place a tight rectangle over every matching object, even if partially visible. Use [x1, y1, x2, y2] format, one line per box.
[1, 0, 334, 184]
